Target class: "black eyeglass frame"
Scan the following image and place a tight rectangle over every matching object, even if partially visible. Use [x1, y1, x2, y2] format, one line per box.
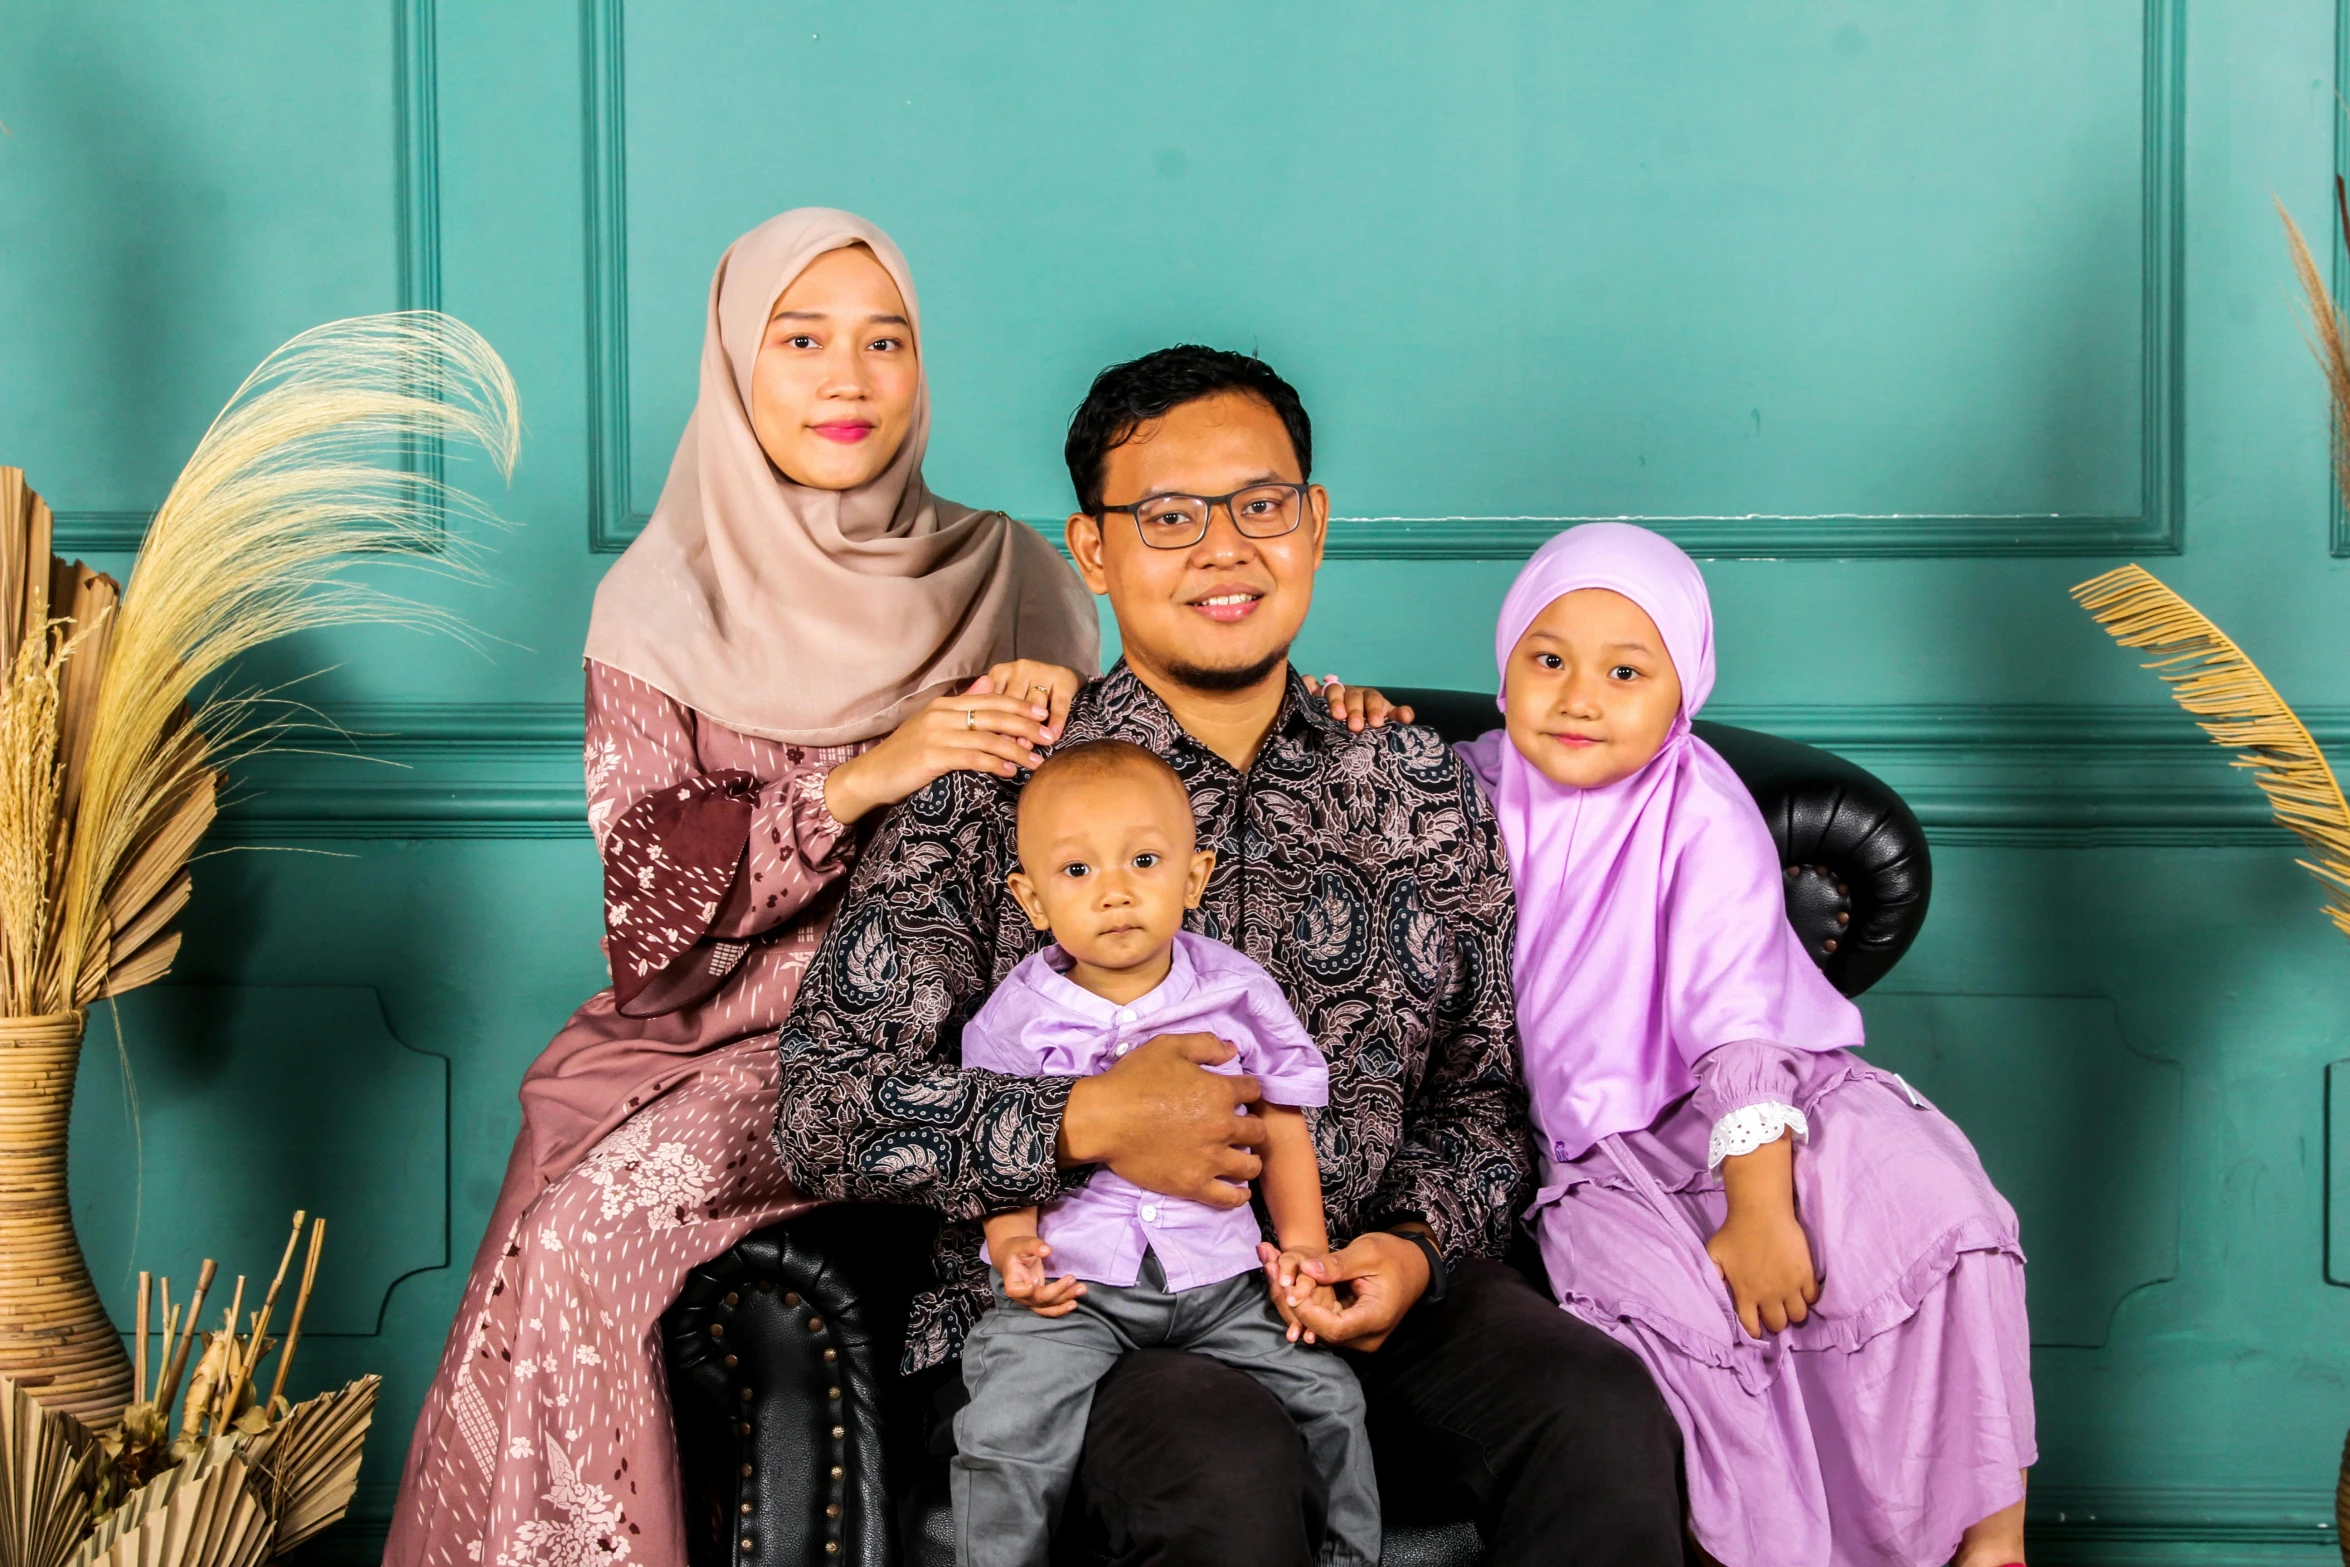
[1090, 482, 1315, 551]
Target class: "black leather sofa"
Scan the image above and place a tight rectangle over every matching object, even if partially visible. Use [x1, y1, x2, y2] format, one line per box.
[662, 689, 1933, 1567]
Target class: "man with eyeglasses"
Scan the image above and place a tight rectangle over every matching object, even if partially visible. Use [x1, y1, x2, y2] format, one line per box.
[777, 346, 1684, 1567]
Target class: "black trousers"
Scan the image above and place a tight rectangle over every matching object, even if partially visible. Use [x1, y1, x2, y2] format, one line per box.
[941, 1259, 1686, 1567]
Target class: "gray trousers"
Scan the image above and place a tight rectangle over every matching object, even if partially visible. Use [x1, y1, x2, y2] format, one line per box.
[952, 1251, 1381, 1567]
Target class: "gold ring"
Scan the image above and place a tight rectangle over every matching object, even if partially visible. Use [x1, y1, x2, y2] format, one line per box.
[965, 708, 976, 730]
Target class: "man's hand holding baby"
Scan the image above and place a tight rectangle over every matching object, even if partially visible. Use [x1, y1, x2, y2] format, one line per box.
[1058, 1031, 1267, 1208]
[1259, 1241, 1344, 1344]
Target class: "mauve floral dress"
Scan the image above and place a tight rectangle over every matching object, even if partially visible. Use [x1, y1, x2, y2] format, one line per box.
[386, 660, 871, 1567]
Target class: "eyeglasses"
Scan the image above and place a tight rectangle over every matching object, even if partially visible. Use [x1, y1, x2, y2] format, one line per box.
[1094, 483, 1310, 550]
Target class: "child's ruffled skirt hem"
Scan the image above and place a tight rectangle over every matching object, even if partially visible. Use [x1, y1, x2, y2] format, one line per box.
[1532, 1058, 2036, 1567]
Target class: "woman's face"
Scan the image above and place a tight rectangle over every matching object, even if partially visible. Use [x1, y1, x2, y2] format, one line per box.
[748, 243, 920, 490]
[1503, 587, 1684, 789]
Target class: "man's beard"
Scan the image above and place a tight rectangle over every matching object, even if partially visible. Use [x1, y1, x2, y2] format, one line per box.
[1163, 643, 1292, 693]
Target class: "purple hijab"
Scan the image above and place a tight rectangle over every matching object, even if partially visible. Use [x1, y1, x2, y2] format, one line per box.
[1459, 523, 1863, 1162]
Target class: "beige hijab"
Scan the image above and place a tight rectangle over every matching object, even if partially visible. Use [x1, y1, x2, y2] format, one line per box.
[585, 209, 1099, 745]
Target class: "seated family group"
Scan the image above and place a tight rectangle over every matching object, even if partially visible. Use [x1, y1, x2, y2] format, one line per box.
[385, 210, 2034, 1567]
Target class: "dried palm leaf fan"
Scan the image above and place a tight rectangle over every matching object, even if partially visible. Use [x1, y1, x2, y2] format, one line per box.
[0, 312, 518, 1431]
[2081, 184, 2350, 1567]
[0, 1375, 97, 1567]
[4, 1212, 387, 1563]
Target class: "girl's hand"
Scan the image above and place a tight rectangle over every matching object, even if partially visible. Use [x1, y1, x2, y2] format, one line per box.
[997, 1234, 1087, 1318]
[1258, 1241, 1341, 1344]
[1316, 676, 1415, 733]
[823, 667, 1077, 825]
[1705, 1132, 1819, 1338]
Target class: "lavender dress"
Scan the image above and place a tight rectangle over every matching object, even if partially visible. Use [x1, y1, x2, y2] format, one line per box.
[1534, 1047, 2033, 1567]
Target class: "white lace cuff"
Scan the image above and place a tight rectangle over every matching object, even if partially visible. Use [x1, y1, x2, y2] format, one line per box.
[1707, 1102, 1810, 1169]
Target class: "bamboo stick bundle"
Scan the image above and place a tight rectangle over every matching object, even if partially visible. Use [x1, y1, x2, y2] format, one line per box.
[262, 1222, 321, 1415]
[153, 1262, 214, 1428]
[219, 1217, 302, 1428]
[132, 1277, 148, 1412]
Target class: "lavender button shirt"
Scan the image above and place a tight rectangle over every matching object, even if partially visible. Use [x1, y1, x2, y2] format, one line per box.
[959, 930, 1331, 1291]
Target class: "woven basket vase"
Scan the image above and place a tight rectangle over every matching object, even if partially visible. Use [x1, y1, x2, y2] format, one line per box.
[0, 1010, 130, 1425]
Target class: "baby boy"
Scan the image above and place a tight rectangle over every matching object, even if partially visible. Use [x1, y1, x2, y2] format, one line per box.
[950, 738, 1379, 1567]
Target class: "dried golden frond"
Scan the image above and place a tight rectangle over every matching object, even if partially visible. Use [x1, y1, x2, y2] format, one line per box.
[2074, 564, 2350, 936]
[41, 312, 519, 1011]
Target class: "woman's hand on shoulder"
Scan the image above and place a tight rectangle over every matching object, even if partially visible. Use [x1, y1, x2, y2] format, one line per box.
[984, 659, 1084, 740]
[821, 663, 1083, 826]
[1316, 676, 1415, 733]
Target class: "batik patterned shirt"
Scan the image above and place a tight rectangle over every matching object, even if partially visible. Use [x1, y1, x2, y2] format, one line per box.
[775, 662, 1531, 1371]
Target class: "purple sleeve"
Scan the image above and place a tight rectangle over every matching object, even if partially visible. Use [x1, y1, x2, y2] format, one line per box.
[956, 992, 1038, 1078]
[1688, 1040, 1809, 1123]
[1233, 974, 1330, 1109]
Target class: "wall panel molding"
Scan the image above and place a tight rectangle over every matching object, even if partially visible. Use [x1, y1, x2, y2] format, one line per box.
[580, 0, 2186, 561]
[211, 697, 2335, 845]
[49, 0, 445, 558]
[581, 0, 633, 554]
[2028, 1486, 2337, 1565]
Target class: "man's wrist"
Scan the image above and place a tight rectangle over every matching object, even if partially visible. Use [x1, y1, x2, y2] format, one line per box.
[1383, 1223, 1448, 1306]
[1056, 1076, 1106, 1167]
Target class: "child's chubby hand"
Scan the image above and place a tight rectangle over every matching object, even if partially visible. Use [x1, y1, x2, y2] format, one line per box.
[994, 1233, 1087, 1318]
[1704, 1206, 1820, 1339]
[1257, 1240, 1342, 1345]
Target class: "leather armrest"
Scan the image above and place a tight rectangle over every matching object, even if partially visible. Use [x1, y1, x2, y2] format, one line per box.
[665, 1204, 937, 1567]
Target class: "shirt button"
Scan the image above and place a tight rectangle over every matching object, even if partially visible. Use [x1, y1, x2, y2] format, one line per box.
[1115, 1042, 1131, 1056]
[1140, 1205, 1158, 1223]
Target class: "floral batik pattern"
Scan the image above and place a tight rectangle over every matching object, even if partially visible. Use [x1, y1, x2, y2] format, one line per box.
[418, 1039, 798, 1567]
[777, 663, 1531, 1371]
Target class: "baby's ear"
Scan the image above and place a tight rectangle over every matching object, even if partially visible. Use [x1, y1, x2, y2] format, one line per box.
[1006, 869, 1052, 930]
[1184, 848, 1216, 907]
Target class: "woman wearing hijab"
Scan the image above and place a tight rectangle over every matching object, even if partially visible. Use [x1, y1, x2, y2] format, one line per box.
[382, 210, 1104, 1567]
[1458, 524, 2033, 1567]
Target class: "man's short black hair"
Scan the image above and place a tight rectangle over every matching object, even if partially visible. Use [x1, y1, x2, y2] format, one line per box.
[1063, 345, 1313, 515]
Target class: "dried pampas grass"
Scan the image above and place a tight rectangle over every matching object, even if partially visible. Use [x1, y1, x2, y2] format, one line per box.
[0, 312, 520, 1019]
[2280, 184, 2350, 515]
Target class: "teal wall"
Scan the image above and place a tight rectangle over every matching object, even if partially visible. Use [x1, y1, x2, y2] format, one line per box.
[2, 2, 2344, 1558]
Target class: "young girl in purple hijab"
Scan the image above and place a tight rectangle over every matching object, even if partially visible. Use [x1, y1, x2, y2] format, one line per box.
[1458, 523, 2033, 1567]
